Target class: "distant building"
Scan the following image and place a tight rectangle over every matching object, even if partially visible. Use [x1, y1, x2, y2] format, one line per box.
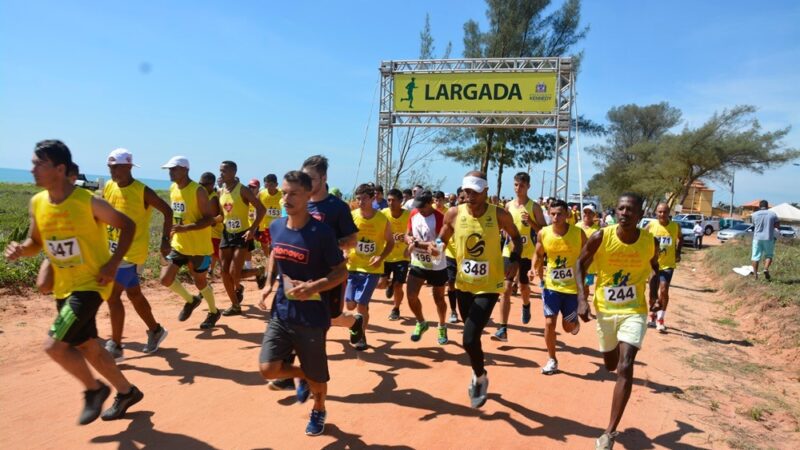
[675, 180, 715, 216]
[740, 199, 763, 219]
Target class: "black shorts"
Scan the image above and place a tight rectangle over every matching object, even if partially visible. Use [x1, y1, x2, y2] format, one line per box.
[383, 261, 410, 284]
[167, 250, 211, 273]
[49, 291, 103, 346]
[503, 257, 533, 284]
[409, 266, 448, 287]
[220, 229, 255, 251]
[446, 257, 457, 283]
[322, 283, 345, 318]
[259, 318, 329, 383]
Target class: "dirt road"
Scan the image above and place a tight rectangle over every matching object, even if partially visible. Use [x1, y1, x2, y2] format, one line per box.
[1, 246, 798, 449]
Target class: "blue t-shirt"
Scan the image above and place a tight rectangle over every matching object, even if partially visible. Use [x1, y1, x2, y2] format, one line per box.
[269, 217, 344, 328]
[307, 193, 359, 239]
[751, 209, 778, 240]
[372, 198, 388, 210]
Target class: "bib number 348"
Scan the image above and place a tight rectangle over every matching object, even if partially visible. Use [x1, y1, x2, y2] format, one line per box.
[604, 285, 637, 303]
[461, 260, 488, 278]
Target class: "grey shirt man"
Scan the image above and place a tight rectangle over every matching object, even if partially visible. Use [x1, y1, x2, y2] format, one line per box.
[751, 209, 779, 241]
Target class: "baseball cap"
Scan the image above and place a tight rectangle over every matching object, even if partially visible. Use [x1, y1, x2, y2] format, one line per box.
[582, 204, 596, 212]
[461, 175, 488, 193]
[107, 148, 139, 167]
[248, 178, 260, 188]
[412, 190, 434, 209]
[161, 156, 190, 169]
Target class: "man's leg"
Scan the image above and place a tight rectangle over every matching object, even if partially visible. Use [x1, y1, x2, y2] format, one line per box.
[543, 316, 558, 359]
[220, 247, 237, 306]
[604, 342, 639, 434]
[406, 273, 426, 322]
[77, 339, 133, 394]
[126, 284, 159, 331]
[44, 337, 100, 390]
[460, 293, 498, 377]
[432, 285, 447, 325]
[106, 282, 126, 347]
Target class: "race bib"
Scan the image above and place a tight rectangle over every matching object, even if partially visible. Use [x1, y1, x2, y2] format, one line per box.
[45, 237, 83, 269]
[461, 259, 488, 280]
[393, 232, 405, 243]
[356, 241, 376, 256]
[266, 207, 281, 218]
[108, 240, 118, 253]
[521, 235, 529, 246]
[658, 236, 672, 248]
[412, 249, 434, 268]
[550, 267, 574, 282]
[604, 285, 637, 304]
[172, 201, 186, 224]
[226, 218, 243, 230]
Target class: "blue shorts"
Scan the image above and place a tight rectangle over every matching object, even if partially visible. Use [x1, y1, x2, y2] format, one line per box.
[345, 272, 380, 305]
[585, 274, 596, 286]
[658, 269, 674, 284]
[115, 264, 140, 289]
[751, 239, 775, 261]
[542, 288, 578, 323]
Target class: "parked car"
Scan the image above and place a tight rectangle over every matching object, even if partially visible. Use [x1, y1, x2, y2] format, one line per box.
[674, 220, 696, 244]
[673, 214, 720, 236]
[638, 217, 656, 229]
[717, 223, 753, 241]
[74, 174, 99, 191]
[778, 225, 797, 239]
[719, 218, 745, 230]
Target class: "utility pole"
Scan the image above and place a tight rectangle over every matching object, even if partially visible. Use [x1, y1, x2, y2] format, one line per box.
[729, 171, 735, 217]
[540, 170, 546, 198]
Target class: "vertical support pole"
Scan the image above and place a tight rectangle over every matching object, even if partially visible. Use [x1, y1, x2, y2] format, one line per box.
[376, 62, 394, 188]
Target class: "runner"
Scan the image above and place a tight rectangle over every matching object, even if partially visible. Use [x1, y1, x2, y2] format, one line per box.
[405, 190, 449, 345]
[533, 199, 585, 374]
[159, 156, 220, 329]
[372, 185, 388, 210]
[240, 178, 268, 288]
[403, 185, 423, 210]
[494, 172, 546, 341]
[218, 161, 265, 316]
[257, 170, 348, 436]
[444, 187, 467, 323]
[577, 204, 601, 307]
[433, 191, 448, 214]
[199, 172, 224, 281]
[4, 140, 143, 424]
[381, 188, 411, 321]
[575, 193, 660, 450]
[645, 202, 681, 333]
[258, 174, 283, 254]
[438, 171, 522, 408]
[401, 189, 413, 209]
[102, 148, 170, 361]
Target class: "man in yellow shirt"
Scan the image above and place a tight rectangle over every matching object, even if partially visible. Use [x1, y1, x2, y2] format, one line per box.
[645, 202, 681, 333]
[5, 140, 143, 424]
[381, 188, 411, 321]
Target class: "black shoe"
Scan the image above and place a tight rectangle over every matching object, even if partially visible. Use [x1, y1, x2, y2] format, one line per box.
[101, 385, 144, 421]
[200, 310, 222, 329]
[354, 336, 368, 351]
[236, 285, 245, 303]
[222, 304, 242, 316]
[349, 314, 365, 345]
[178, 295, 202, 322]
[256, 273, 268, 290]
[79, 382, 110, 425]
[386, 283, 394, 299]
[764, 270, 771, 281]
[388, 307, 400, 321]
[268, 378, 295, 391]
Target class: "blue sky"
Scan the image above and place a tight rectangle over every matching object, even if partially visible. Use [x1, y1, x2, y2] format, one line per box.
[1, 0, 798, 206]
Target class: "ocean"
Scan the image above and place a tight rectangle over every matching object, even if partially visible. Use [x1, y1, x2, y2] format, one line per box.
[0, 167, 172, 190]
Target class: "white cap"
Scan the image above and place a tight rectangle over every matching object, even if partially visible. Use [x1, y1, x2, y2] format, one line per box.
[582, 204, 596, 212]
[107, 148, 139, 167]
[461, 175, 488, 193]
[161, 156, 190, 169]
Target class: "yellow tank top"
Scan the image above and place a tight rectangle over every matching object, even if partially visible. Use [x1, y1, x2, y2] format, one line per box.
[646, 220, 680, 270]
[208, 191, 223, 239]
[454, 204, 504, 294]
[594, 225, 655, 315]
[541, 224, 583, 294]
[578, 221, 600, 275]
[219, 183, 250, 233]
[502, 199, 536, 259]
[347, 209, 389, 274]
[32, 188, 112, 300]
[103, 180, 152, 265]
[258, 189, 283, 231]
[170, 181, 212, 256]
[382, 208, 410, 263]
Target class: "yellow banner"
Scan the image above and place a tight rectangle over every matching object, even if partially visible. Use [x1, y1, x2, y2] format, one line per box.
[393, 72, 557, 113]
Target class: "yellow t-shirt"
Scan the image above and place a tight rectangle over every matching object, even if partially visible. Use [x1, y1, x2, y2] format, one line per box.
[208, 191, 223, 240]
[170, 181, 212, 256]
[103, 180, 152, 265]
[646, 220, 680, 270]
[594, 225, 655, 315]
[219, 183, 250, 233]
[541, 224, 583, 294]
[258, 189, 283, 231]
[32, 188, 112, 300]
[577, 221, 601, 275]
[347, 209, 389, 274]
[502, 199, 536, 259]
[382, 208, 410, 263]
[453, 204, 504, 294]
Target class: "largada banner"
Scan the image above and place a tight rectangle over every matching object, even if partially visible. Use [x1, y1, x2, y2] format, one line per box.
[393, 72, 557, 113]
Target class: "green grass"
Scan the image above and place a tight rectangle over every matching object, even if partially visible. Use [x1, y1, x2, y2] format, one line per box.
[712, 317, 739, 328]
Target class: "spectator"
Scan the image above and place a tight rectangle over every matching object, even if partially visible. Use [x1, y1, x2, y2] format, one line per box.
[750, 200, 779, 281]
[692, 220, 704, 249]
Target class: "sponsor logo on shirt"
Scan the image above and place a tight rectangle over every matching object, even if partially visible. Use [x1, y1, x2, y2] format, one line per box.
[273, 243, 309, 264]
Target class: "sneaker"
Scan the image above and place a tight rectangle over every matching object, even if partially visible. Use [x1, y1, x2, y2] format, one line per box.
[388, 307, 400, 321]
[542, 358, 558, 375]
[570, 320, 581, 335]
[349, 314, 365, 345]
[199, 310, 221, 329]
[100, 385, 144, 421]
[647, 313, 657, 328]
[142, 325, 168, 354]
[79, 382, 110, 425]
[657, 322, 667, 333]
[596, 432, 619, 450]
[448, 310, 458, 324]
[268, 378, 295, 391]
[492, 326, 508, 342]
[764, 270, 771, 281]
[104, 340, 124, 363]
[468, 372, 489, 408]
[178, 295, 202, 321]
[222, 304, 242, 316]
[296, 379, 311, 404]
[354, 336, 368, 351]
[410, 321, 429, 342]
[437, 326, 448, 345]
[256, 272, 268, 290]
[236, 285, 244, 303]
[386, 283, 394, 299]
[305, 409, 326, 436]
[521, 304, 531, 324]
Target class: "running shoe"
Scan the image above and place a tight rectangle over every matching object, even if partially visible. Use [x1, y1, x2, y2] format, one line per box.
[268, 378, 295, 391]
[101, 385, 144, 421]
[104, 340, 124, 362]
[448, 310, 458, 324]
[521, 304, 531, 324]
[305, 409, 326, 436]
[349, 314, 365, 345]
[79, 381, 110, 425]
[570, 320, 581, 335]
[199, 310, 222, 329]
[142, 325, 168, 354]
[222, 304, 242, 316]
[410, 321, 429, 342]
[647, 313, 657, 328]
[256, 268, 268, 290]
[178, 295, 202, 321]
[296, 379, 311, 404]
[354, 336, 368, 351]
[542, 358, 558, 375]
[236, 285, 245, 303]
[657, 322, 667, 333]
[492, 326, 508, 342]
[388, 307, 400, 321]
[386, 283, 394, 299]
[437, 326, 448, 345]
[596, 431, 618, 450]
[468, 372, 489, 408]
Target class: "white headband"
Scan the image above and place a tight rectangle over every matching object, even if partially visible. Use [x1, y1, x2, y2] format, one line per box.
[461, 175, 488, 193]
